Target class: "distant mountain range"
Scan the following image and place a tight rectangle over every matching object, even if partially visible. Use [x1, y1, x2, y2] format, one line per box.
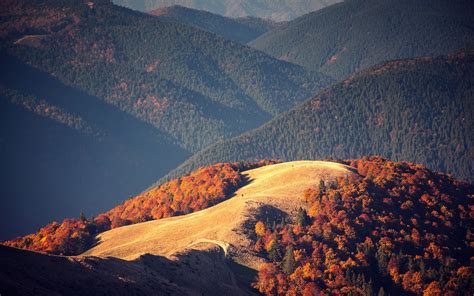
[251, 0, 474, 79]
[164, 51, 474, 183]
[150, 5, 281, 44]
[112, 0, 342, 21]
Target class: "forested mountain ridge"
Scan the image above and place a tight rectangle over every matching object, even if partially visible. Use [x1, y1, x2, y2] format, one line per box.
[0, 52, 190, 240]
[1, 0, 331, 152]
[112, 0, 342, 21]
[150, 5, 281, 44]
[163, 51, 474, 183]
[251, 0, 474, 80]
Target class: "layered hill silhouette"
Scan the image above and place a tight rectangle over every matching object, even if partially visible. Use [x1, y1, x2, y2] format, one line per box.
[150, 5, 280, 44]
[165, 51, 474, 183]
[2, 0, 330, 153]
[251, 0, 474, 79]
[113, 0, 342, 21]
[1, 158, 473, 295]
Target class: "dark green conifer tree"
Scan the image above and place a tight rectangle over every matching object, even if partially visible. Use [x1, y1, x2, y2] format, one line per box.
[282, 245, 296, 274]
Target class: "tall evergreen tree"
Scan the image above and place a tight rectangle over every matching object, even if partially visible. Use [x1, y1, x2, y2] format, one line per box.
[282, 245, 296, 274]
[268, 238, 281, 262]
[296, 208, 310, 226]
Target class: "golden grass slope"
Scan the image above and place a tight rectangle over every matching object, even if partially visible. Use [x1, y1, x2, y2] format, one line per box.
[85, 161, 357, 270]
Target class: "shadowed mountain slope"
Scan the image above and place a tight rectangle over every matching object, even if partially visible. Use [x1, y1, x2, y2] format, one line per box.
[0, 52, 189, 240]
[0, 244, 246, 296]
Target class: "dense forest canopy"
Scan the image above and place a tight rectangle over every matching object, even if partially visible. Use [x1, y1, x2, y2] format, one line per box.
[252, 156, 474, 295]
[251, 0, 474, 80]
[164, 52, 474, 183]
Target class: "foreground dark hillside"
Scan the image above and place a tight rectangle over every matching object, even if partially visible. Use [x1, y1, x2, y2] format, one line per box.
[0, 244, 243, 295]
[1, 0, 330, 152]
[150, 5, 280, 44]
[251, 0, 474, 79]
[253, 157, 474, 295]
[0, 53, 189, 240]
[166, 52, 474, 182]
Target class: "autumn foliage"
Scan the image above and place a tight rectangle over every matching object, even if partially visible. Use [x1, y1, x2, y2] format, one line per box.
[4, 160, 277, 255]
[253, 157, 473, 295]
[1, 218, 96, 255]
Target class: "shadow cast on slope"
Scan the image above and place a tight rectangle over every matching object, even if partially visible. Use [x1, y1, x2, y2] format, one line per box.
[0, 244, 258, 295]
